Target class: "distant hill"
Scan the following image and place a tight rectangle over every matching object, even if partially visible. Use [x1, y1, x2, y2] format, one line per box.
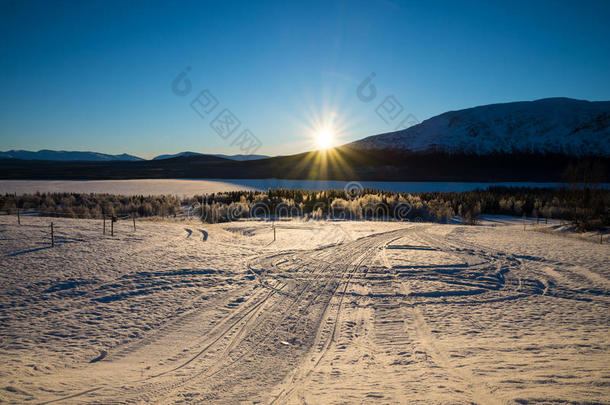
[152, 152, 269, 161]
[1, 147, 607, 182]
[349, 98, 610, 156]
[0, 150, 144, 162]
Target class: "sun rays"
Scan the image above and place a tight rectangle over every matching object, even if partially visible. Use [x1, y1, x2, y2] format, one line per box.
[273, 92, 362, 180]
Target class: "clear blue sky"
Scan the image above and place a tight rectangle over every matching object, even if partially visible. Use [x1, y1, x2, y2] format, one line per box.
[1, 0, 609, 158]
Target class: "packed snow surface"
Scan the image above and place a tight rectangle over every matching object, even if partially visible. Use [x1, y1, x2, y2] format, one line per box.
[0, 216, 608, 403]
[351, 98, 610, 155]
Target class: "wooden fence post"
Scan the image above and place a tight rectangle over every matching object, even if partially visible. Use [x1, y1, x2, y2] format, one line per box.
[133, 214, 136, 231]
[273, 224, 276, 241]
[103, 216, 106, 235]
[111, 218, 114, 237]
[51, 222, 54, 247]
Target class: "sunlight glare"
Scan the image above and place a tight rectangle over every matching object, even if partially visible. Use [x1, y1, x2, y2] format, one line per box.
[315, 130, 334, 150]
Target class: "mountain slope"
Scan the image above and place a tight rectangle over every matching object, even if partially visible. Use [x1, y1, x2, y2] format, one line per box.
[0, 150, 144, 161]
[349, 98, 610, 156]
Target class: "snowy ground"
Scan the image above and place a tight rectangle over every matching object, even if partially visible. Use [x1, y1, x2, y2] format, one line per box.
[0, 216, 608, 404]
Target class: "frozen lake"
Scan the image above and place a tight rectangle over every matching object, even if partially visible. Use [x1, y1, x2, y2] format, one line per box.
[0, 178, 601, 196]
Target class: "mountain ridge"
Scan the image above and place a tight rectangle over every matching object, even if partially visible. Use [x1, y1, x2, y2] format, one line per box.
[0, 150, 271, 162]
[0, 150, 144, 162]
[152, 152, 269, 161]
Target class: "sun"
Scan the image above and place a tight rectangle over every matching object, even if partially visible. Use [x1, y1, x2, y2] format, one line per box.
[315, 129, 334, 150]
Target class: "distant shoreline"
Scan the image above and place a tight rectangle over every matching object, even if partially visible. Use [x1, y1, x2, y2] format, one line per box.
[2, 179, 608, 197]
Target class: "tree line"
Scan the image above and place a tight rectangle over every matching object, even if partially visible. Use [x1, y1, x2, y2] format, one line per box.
[2, 186, 607, 231]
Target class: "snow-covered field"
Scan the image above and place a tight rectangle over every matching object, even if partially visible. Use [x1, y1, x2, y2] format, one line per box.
[0, 179, 597, 197]
[0, 216, 608, 404]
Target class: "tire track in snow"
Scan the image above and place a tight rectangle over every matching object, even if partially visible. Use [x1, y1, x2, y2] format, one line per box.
[124, 236, 366, 402]
[394, 227, 506, 404]
[269, 231, 408, 404]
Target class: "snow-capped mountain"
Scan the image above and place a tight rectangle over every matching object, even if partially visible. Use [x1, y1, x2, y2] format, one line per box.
[152, 151, 206, 160]
[349, 98, 610, 156]
[0, 150, 270, 162]
[0, 150, 144, 161]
